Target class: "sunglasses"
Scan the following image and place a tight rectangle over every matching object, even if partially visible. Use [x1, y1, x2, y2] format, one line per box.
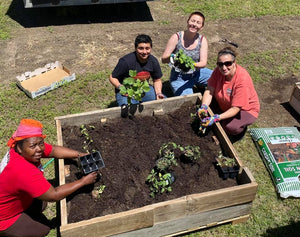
[216, 61, 234, 67]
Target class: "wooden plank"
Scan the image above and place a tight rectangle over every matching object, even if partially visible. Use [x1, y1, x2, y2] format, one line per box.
[60, 205, 154, 237]
[54, 93, 202, 127]
[186, 183, 257, 215]
[151, 196, 187, 223]
[114, 203, 252, 237]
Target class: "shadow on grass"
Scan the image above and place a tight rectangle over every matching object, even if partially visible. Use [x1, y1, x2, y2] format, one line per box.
[6, 0, 153, 28]
[280, 102, 300, 126]
[262, 221, 300, 237]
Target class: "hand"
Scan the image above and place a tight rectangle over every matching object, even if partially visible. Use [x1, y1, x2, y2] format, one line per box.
[201, 114, 220, 127]
[81, 172, 98, 185]
[156, 93, 165, 99]
[197, 104, 208, 118]
[170, 54, 176, 64]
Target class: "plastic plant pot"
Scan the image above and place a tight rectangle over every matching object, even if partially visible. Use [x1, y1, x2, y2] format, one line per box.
[215, 158, 239, 180]
[79, 151, 105, 175]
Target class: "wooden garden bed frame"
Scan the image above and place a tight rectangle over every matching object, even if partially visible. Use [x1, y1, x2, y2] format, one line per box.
[55, 93, 258, 237]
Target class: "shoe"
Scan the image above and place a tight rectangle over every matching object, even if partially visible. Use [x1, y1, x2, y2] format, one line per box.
[121, 104, 128, 118]
[229, 127, 247, 143]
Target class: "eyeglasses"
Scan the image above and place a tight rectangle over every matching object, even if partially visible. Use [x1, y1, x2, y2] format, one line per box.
[216, 61, 234, 67]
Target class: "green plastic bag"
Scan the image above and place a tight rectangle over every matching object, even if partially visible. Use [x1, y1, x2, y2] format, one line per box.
[249, 127, 300, 198]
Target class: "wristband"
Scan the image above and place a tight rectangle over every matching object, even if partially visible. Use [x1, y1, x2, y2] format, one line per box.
[117, 84, 122, 89]
[156, 93, 163, 96]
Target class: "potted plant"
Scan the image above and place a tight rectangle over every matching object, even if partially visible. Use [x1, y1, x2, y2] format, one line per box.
[119, 70, 150, 104]
[146, 169, 175, 198]
[180, 145, 201, 163]
[171, 49, 196, 73]
[215, 152, 239, 179]
[155, 142, 179, 171]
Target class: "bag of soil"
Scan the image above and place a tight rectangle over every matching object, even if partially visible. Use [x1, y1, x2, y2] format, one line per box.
[249, 127, 300, 198]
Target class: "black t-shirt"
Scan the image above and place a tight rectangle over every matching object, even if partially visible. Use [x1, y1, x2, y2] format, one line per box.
[112, 52, 163, 88]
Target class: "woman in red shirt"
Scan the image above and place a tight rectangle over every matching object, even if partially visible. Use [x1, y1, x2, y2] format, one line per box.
[198, 47, 260, 141]
[0, 119, 98, 237]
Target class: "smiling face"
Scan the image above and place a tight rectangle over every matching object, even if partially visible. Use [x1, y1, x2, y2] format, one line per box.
[135, 42, 152, 63]
[16, 137, 45, 165]
[187, 14, 204, 33]
[217, 54, 237, 80]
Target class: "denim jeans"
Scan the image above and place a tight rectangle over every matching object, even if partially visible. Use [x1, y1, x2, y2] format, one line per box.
[116, 85, 156, 106]
[170, 67, 212, 96]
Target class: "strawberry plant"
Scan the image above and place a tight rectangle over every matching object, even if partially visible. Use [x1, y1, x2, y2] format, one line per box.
[119, 70, 151, 105]
[173, 49, 196, 72]
[146, 169, 174, 198]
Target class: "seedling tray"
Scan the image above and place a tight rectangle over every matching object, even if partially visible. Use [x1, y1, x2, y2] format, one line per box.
[79, 151, 105, 174]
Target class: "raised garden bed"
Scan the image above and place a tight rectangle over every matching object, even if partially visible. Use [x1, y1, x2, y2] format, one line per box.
[55, 93, 257, 237]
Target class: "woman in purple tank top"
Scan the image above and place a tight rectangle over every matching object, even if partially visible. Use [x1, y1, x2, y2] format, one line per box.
[162, 11, 212, 96]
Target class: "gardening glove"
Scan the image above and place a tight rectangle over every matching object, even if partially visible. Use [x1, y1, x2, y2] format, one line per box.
[169, 54, 176, 64]
[197, 104, 208, 118]
[201, 114, 220, 127]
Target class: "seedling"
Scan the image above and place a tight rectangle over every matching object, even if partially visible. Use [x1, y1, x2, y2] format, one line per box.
[181, 145, 201, 162]
[216, 152, 237, 167]
[146, 169, 174, 198]
[80, 125, 95, 153]
[119, 70, 151, 105]
[172, 49, 196, 72]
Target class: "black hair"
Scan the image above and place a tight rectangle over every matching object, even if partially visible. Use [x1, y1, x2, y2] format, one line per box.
[217, 47, 237, 61]
[14, 139, 25, 153]
[134, 34, 152, 48]
[187, 11, 205, 26]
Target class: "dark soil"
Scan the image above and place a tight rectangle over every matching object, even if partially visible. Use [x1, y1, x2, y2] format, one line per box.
[62, 104, 237, 223]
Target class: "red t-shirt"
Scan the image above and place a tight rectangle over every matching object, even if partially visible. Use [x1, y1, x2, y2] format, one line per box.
[208, 65, 260, 118]
[0, 143, 53, 231]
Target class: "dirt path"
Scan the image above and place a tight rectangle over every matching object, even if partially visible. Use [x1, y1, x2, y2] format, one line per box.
[1, 1, 299, 128]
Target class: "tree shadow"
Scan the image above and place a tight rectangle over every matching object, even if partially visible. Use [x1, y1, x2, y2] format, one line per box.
[6, 0, 154, 28]
[262, 221, 300, 237]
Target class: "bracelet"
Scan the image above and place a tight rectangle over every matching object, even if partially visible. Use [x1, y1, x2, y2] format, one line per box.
[117, 84, 122, 89]
[156, 93, 163, 96]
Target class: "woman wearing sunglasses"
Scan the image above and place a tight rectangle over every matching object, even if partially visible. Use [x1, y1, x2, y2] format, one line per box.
[198, 47, 260, 142]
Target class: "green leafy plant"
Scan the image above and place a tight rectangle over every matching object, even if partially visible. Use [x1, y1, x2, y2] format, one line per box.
[173, 49, 196, 72]
[119, 70, 151, 105]
[80, 125, 95, 153]
[181, 145, 201, 162]
[146, 169, 173, 198]
[157, 142, 179, 168]
[216, 151, 237, 167]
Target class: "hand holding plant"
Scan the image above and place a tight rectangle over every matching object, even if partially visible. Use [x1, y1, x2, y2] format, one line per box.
[171, 49, 196, 73]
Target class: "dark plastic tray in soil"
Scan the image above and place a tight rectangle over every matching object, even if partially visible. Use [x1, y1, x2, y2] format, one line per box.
[79, 151, 105, 174]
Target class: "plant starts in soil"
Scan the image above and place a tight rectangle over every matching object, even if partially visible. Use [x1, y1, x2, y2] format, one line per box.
[147, 142, 203, 198]
[215, 152, 239, 180]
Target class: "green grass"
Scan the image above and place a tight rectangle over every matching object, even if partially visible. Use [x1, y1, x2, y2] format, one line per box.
[166, 0, 300, 20]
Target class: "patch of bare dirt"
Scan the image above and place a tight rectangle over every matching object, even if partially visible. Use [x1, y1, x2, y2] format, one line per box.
[0, 1, 299, 128]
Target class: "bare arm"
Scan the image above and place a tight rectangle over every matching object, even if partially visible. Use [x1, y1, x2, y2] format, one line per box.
[153, 79, 164, 99]
[109, 74, 122, 89]
[220, 107, 241, 120]
[49, 145, 87, 159]
[161, 34, 179, 64]
[37, 172, 98, 202]
[194, 36, 208, 68]
[201, 86, 214, 106]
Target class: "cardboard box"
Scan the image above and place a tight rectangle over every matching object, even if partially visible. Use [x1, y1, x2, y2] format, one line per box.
[16, 61, 76, 98]
[289, 82, 300, 115]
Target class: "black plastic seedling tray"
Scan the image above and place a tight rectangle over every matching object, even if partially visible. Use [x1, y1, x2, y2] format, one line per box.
[79, 151, 105, 175]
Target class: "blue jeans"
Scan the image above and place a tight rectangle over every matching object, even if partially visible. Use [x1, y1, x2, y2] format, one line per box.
[170, 67, 213, 96]
[116, 85, 156, 106]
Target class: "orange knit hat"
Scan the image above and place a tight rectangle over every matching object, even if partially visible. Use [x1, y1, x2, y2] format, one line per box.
[7, 119, 46, 148]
